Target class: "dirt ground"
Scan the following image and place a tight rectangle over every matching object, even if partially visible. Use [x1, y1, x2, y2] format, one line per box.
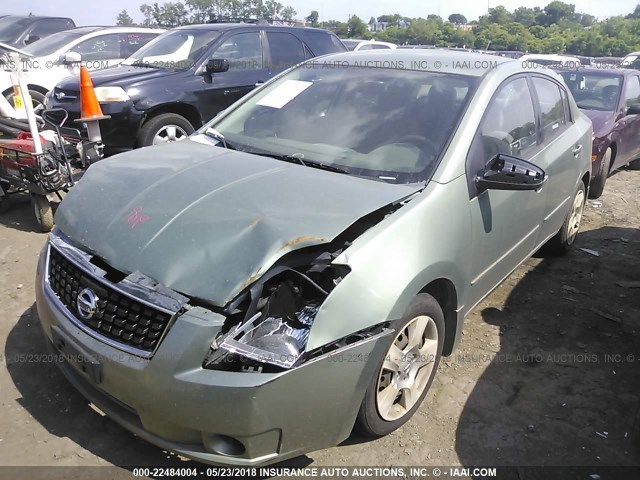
[1, 169, 639, 477]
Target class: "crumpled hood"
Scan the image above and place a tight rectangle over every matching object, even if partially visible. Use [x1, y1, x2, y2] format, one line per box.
[55, 140, 418, 306]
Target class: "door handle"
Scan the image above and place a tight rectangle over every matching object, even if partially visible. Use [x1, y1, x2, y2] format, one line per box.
[255, 81, 265, 86]
[572, 145, 582, 157]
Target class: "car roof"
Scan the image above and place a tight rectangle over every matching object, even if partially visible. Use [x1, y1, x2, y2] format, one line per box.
[1, 15, 73, 21]
[321, 50, 513, 77]
[555, 67, 634, 76]
[173, 23, 333, 33]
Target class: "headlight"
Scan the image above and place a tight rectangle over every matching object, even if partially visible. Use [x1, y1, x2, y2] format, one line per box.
[93, 86, 130, 102]
[204, 265, 350, 371]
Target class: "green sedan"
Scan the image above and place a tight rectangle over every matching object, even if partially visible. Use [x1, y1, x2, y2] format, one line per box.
[35, 50, 592, 465]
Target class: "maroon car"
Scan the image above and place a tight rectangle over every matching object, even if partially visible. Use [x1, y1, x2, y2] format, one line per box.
[558, 68, 640, 198]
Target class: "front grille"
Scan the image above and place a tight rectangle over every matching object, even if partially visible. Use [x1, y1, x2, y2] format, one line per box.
[48, 246, 172, 354]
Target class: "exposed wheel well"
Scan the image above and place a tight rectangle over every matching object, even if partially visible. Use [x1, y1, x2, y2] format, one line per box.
[420, 278, 458, 356]
[142, 104, 202, 131]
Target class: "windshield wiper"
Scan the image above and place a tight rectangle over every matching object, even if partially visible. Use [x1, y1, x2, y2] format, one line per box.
[304, 160, 348, 174]
[241, 149, 308, 167]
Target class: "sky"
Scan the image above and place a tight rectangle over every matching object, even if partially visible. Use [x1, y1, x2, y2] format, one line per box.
[7, 0, 640, 26]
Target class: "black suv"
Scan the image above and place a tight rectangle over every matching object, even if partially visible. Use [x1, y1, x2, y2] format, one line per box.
[48, 24, 346, 152]
[0, 15, 76, 47]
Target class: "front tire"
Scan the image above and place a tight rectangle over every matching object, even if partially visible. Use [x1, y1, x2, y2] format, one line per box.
[355, 293, 445, 437]
[5, 89, 46, 115]
[31, 194, 54, 232]
[542, 181, 586, 256]
[137, 113, 194, 147]
[588, 148, 611, 199]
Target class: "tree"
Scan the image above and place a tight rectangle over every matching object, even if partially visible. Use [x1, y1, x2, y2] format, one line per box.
[627, 4, 640, 19]
[347, 15, 370, 38]
[116, 9, 134, 25]
[513, 7, 539, 27]
[280, 5, 296, 22]
[306, 10, 320, 27]
[448, 13, 467, 25]
[487, 6, 512, 25]
[539, 1, 575, 26]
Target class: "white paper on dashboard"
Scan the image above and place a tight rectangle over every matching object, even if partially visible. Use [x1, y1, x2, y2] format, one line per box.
[256, 80, 313, 109]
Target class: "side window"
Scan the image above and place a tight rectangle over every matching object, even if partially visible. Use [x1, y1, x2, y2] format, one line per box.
[120, 32, 159, 59]
[213, 32, 262, 71]
[624, 76, 640, 110]
[267, 32, 305, 71]
[467, 77, 538, 193]
[300, 31, 347, 56]
[532, 77, 566, 142]
[30, 19, 70, 38]
[71, 34, 121, 61]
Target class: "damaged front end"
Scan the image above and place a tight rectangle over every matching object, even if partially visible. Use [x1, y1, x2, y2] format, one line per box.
[204, 260, 349, 372]
[203, 195, 414, 373]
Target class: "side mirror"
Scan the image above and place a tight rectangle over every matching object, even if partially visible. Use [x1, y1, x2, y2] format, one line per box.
[62, 51, 82, 65]
[25, 34, 40, 45]
[475, 154, 546, 191]
[206, 58, 230, 74]
[626, 104, 640, 116]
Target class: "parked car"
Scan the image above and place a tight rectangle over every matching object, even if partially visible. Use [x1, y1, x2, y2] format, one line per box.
[1, 26, 163, 112]
[36, 50, 591, 466]
[342, 39, 396, 51]
[520, 54, 581, 69]
[557, 68, 640, 198]
[620, 51, 640, 69]
[46, 24, 347, 152]
[0, 15, 75, 47]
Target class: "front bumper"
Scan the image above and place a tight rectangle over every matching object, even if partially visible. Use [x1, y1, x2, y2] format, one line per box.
[35, 244, 390, 465]
[47, 96, 144, 152]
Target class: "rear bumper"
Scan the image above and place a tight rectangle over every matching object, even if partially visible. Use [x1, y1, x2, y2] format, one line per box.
[35, 244, 390, 465]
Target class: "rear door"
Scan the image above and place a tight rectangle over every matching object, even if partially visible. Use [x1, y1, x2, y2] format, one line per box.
[192, 30, 268, 121]
[466, 76, 547, 310]
[265, 30, 306, 75]
[530, 75, 583, 240]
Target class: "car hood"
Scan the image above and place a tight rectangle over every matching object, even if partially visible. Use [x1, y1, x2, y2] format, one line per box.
[55, 65, 178, 90]
[55, 140, 419, 306]
[581, 109, 615, 138]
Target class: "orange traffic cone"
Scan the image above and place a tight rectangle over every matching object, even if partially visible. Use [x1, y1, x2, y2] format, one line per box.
[74, 66, 109, 142]
[76, 66, 110, 122]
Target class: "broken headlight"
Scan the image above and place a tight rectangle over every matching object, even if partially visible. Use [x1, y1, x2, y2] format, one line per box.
[204, 265, 348, 371]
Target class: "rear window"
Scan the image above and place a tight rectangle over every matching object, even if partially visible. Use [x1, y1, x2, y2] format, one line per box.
[300, 31, 347, 56]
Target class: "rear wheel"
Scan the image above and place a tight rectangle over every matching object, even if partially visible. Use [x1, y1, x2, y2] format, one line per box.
[542, 181, 586, 256]
[355, 293, 444, 437]
[588, 148, 611, 199]
[629, 159, 640, 170]
[31, 194, 54, 232]
[138, 113, 194, 147]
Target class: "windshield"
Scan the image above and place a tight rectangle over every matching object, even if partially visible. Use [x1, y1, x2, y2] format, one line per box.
[560, 72, 622, 111]
[204, 62, 477, 183]
[22, 30, 86, 56]
[123, 29, 220, 70]
[0, 17, 30, 43]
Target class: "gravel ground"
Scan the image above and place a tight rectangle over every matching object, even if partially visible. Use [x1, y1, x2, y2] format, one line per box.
[1, 169, 639, 478]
